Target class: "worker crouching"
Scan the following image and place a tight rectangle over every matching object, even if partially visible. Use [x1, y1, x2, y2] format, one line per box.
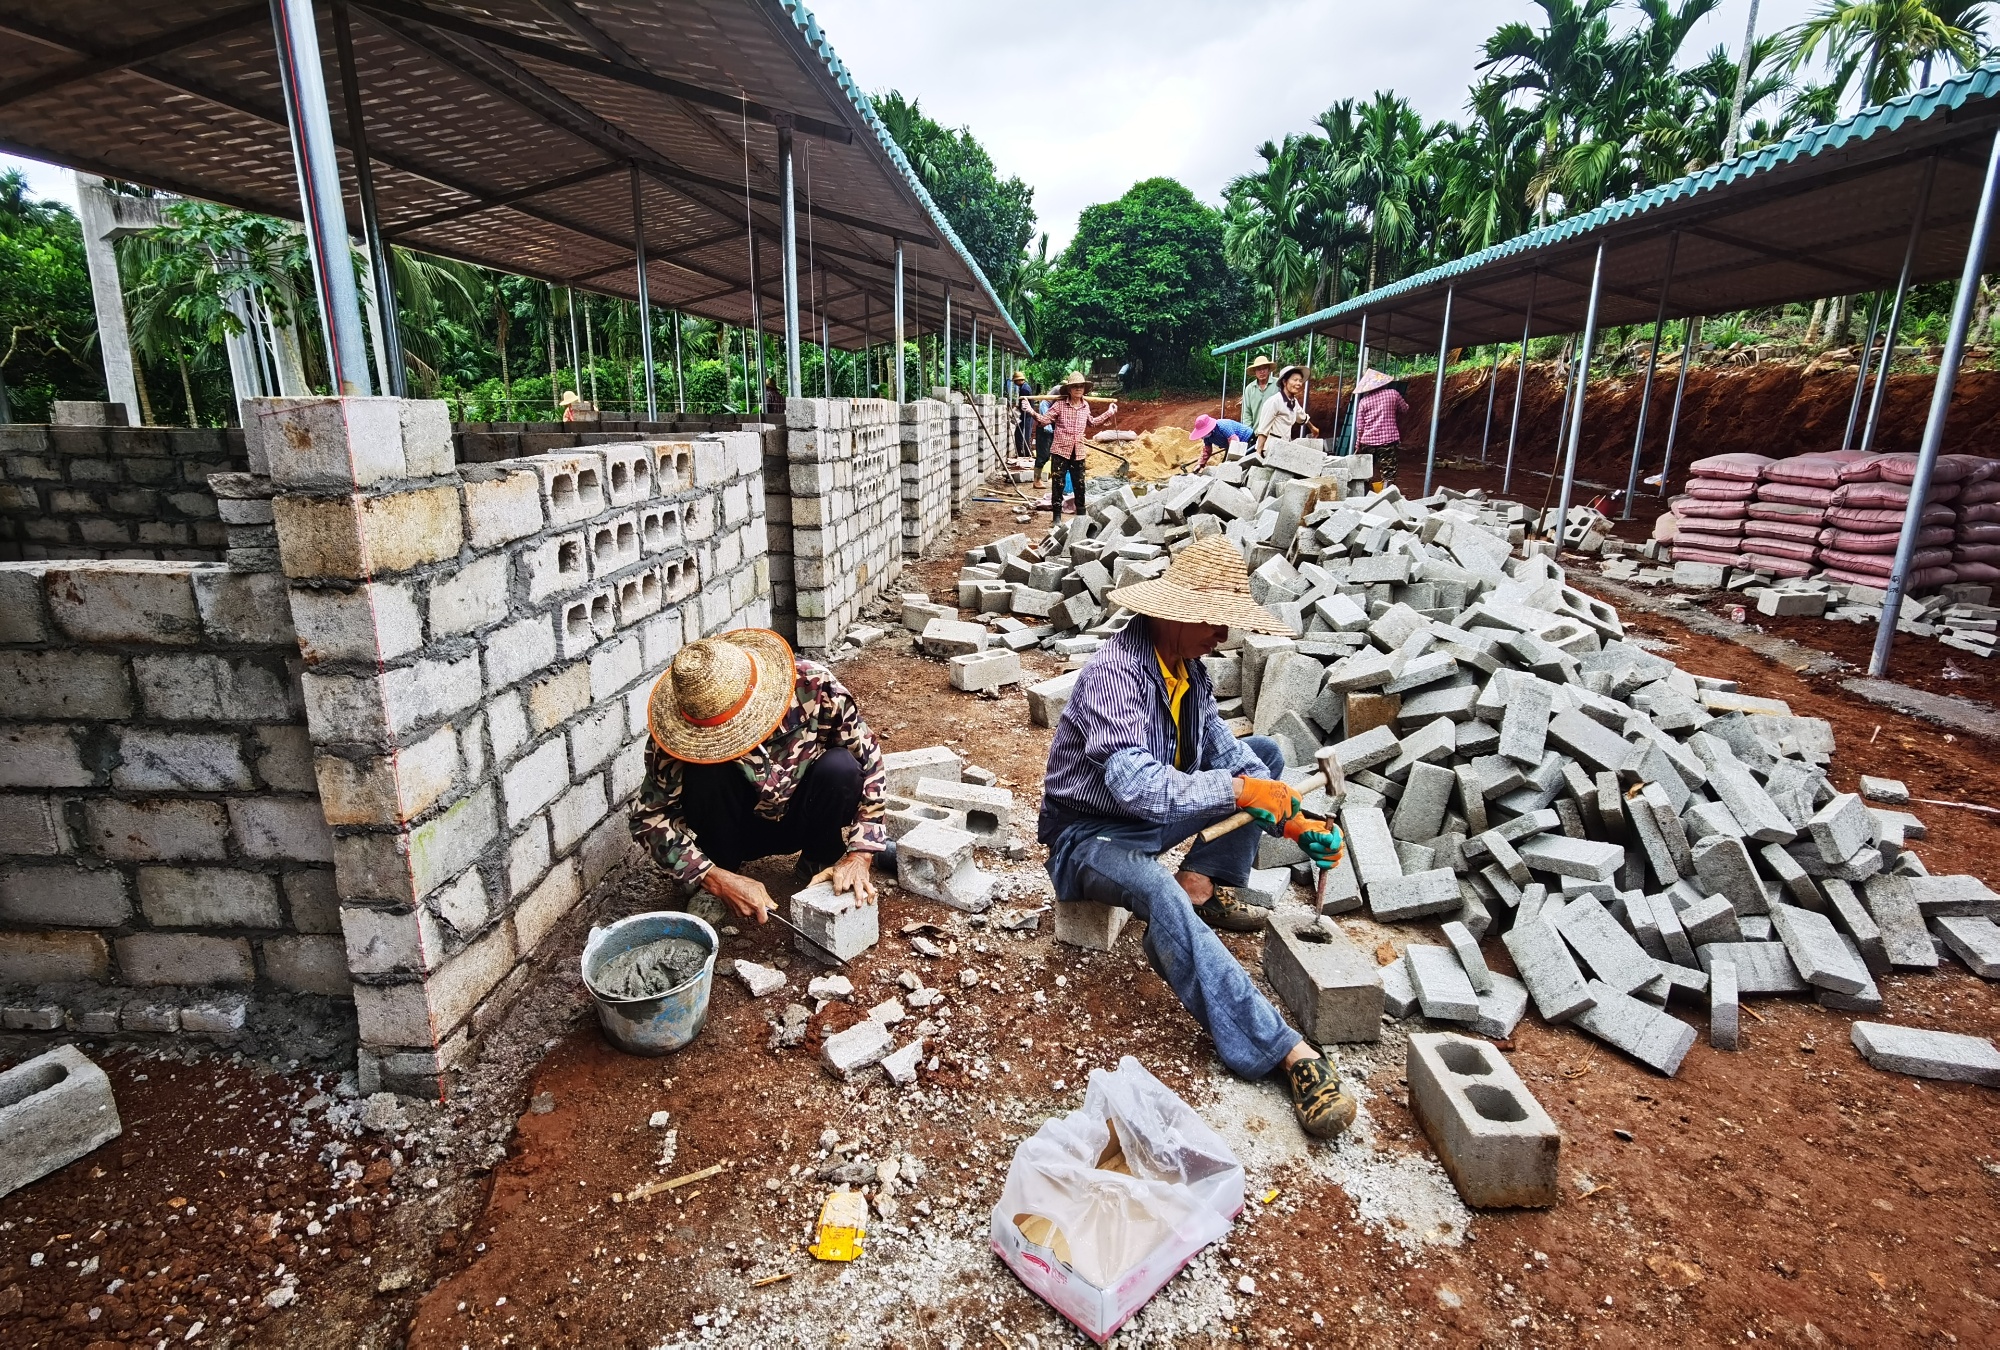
[1037, 536, 1357, 1139]
[630, 630, 888, 927]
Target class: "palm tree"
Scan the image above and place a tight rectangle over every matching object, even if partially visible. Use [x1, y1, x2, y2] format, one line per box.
[1224, 143, 1314, 325]
[872, 90, 943, 194]
[1785, 1, 1991, 112]
[1334, 92, 1432, 289]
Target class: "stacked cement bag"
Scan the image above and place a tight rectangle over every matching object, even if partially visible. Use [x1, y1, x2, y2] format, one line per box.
[1819, 453, 1964, 592]
[1743, 453, 1845, 578]
[1670, 453, 1767, 566]
[1950, 458, 2000, 585]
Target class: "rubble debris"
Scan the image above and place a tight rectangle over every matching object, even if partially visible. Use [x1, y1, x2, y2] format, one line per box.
[732, 960, 787, 998]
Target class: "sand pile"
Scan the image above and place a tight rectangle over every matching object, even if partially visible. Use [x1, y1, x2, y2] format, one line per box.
[1084, 426, 1201, 481]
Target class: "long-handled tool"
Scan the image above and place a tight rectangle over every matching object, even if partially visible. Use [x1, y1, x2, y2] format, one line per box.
[1196, 745, 1348, 844]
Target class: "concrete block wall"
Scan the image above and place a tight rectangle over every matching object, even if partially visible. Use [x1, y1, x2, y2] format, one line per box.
[974, 395, 1005, 478]
[0, 423, 248, 562]
[782, 398, 902, 652]
[260, 397, 770, 1094]
[457, 415, 764, 465]
[899, 399, 951, 559]
[0, 557, 341, 1037]
[949, 402, 983, 512]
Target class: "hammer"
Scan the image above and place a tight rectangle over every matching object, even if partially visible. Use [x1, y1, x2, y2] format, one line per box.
[1196, 745, 1348, 843]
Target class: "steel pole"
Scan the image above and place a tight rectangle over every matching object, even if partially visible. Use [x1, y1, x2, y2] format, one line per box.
[1503, 271, 1538, 493]
[1843, 291, 1885, 448]
[943, 284, 953, 396]
[1423, 284, 1455, 496]
[1303, 331, 1314, 419]
[672, 310, 685, 413]
[1623, 231, 1679, 517]
[567, 287, 582, 401]
[892, 238, 905, 403]
[777, 122, 802, 398]
[1554, 240, 1608, 535]
[1220, 355, 1229, 417]
[333, 3, 403, 396]
[1478, 346, 1500, 464]
[1870, 128, 2000, 677]
[1658, 316, 1700, 492]
[1347, 314, 1369, 455]
[1862, 155, 1938, 453]
[747, 232, 766, 411]
[630, 167, 657, 420]
[270, 0, 371, 395]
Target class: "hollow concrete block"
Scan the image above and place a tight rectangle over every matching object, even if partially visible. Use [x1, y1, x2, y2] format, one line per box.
[0, 1045, 123, 1200]
[1262, 915, 1382, 1044]
[1407, 1032, 1560, 1208]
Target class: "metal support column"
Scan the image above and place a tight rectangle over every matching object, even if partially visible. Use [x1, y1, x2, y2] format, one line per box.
[1657, 316, 1700, 492]
[777, 119, 802, 399]
[1861, 155, 1938, 453]
[1303, 332, 1314, 418]
[747, 232, 766, 411]
[1478, 347, 1500, 464]
[1422, 284, 1455, 496]
[1554, 240, 1608, 535]
[630, 166, 656, 420]
[1502, 271, 1537, 493]
[334, 3, 403, 396]
[1219, 355, 1229, 417]
[567, 287, 582, 401]
[1843, 292, 1885, 449]
[270, 0, 370, 395]
[892, 238, 905, 403]
[1870, 128, 2000, 677]
[672, 310, 685, 413]
[1623, 230, 1679, 517]
[943, 284, 953, 395]
[1347, 314, 1369, 455]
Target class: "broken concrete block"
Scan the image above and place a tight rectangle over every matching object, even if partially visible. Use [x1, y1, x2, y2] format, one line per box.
[791, 881, 880, 962]
[1441, 919, 1493, 993]
[895, 819, 992, 912]
[0, 1045, 123, 1200]
[1379, 952, 1419, 1017]
[1676, 892, 1742, 946]
[881, 745, 963, 797]
[1406, 943, 1479, 1022]
[949, 647, 1022, 692]
[1407, 1033, 1559, 1207]
[1473, 972, 1530, 1040]
[821, 1018, 895, 1080]
[911, 778, 1014, 842]
[881, 1039, 925, 1087]
[1569, 980, 1698, 1076]
[1936, 916, 2000, 978]
[1806, 792, 1872, 866]
[1315, 849, 1362, 915]
[1767, 902, 1870, 995]
[732, 960, 786, 998]
[1262, 915, 1383, 1043]
[1052, 898, 1130, 951]
[1850, 1021, 2000, 1087]
[1691, 834, 1768, 915]
[1695, 942, 1807, 994]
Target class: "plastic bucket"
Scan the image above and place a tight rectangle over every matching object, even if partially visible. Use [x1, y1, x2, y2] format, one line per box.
[580, 911, 718, 1055]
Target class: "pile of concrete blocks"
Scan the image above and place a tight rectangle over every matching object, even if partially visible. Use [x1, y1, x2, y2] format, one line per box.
[944, 444, 2000, 1080]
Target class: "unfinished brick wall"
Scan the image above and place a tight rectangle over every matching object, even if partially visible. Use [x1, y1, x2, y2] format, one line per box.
[0, 557, 343, 1040]
[949, 402, 982, 512]
[0, 423, 247, 562]
[456, 415, 766, 465]
[899, 399, 951, 559]
[778, 398, 902, 652]
[261, 397, 769, 1093]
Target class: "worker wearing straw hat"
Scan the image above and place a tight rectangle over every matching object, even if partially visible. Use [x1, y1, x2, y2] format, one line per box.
[631, 630, 889, 926]
[1239, 353, 1277, 428]
[1033, 372, 1117, 522]
[1039, 535, 1357, 1139]
[1350, 368, 1409, 489]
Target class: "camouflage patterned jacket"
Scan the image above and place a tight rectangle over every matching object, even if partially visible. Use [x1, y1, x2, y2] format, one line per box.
[629, 658, 888, 884]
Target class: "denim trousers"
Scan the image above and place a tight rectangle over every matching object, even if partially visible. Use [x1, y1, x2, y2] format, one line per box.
[1041, 736, 1301, 1078]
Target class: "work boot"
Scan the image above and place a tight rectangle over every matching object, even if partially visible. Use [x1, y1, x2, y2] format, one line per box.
[1286, 1054, 1356, 1140]
[1192, 887, 1267, 932]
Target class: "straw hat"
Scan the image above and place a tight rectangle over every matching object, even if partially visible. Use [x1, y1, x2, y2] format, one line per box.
[1246, 353, 1275, 372]
[1108, 535, 1290, 635]
[1353, 368, 1396, 396]
[559, 390, 582, 406]
[1058, 370, 1091, 389]
[646, 630, 798, 764]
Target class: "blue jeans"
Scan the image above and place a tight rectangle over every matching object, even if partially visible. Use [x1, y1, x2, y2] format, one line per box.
[1042, 737, 1301, 1078]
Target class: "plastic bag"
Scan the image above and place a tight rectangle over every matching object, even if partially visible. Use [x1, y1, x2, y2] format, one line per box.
[991, 1057, 1244, 1343]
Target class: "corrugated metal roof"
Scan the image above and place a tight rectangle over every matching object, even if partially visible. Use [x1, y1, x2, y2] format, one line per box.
[0, 0, 1028, 352]
[1216, 63, 2000, 356]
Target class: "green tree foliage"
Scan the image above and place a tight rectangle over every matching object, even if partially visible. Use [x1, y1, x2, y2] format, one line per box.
[0, 169, 101, 420]
[871, 90, 1036, 292]
[1037, 178, 1251, 386]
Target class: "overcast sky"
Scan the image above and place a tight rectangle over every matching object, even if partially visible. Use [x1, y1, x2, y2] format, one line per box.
[5, 0, 1820, 248]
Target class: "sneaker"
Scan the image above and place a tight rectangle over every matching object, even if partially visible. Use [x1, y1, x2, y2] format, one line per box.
[1192, 887, 1267, 932]
[1286, 1054, 1356, 1140]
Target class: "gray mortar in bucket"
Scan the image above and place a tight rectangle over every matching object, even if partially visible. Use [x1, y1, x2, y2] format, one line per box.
[581, 911, 719, 1054]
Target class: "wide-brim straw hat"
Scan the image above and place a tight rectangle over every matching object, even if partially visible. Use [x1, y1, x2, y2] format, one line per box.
[1246, 353, 1275, 372]
[559, 390, 581, 406]
[647, 629, 797, 764]
[1108, 534, 1290, 635]
[1059, 371, 1091, 389]
[1354, 368, 1395, 395]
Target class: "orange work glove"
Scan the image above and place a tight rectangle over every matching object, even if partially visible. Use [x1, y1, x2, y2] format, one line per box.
[1233, 776, 1301, 836]
[1291, 819, 1345, 868]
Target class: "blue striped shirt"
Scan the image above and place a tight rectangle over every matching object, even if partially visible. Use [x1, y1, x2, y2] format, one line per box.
[1042, 617, 1271, 824]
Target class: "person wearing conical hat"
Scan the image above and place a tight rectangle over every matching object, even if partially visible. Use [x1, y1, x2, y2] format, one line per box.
[1239, 353, 1277, 430]
[1038, 534, 1357, 1140]
[1032, 372, 1116, 521]
[631, 630, 889, 926]
[1350, 368, 1408, 489]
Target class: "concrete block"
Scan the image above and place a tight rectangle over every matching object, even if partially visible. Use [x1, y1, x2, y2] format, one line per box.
[1649, 892, 1697, 966]
[0, 865, 131, 927]
[1502, 918, 1596, 1022]
[1262, 915, 1382, 1043]
[1850, 1021, 2000, 1087]
[1702, 758, 1796, 843]
[0, 1045, 123, 1200]
[1496, 677, 1554, 765]
[1553, 896, 1661, 993]
[1822, 878, 1889, 975]
[263, 934, 351, 995]
[228, 796, 335, 862]
[1052, 898, 1131, 951]
[1407, 1033, 1559, 1207]
[273, 485, 463, 579]
[1857, 775, 1909, 806]
[1694, 942, 1808, 994]
[1441, 920, 1493, 993]
[1368, 868, 1461, 922]
[1026, 671, 1079, 727]
[43, 561, 201, 646]
[1936, 916, 2000, 978]
[1862, 875, 1940, 969]
[1472, 972, 1530, 1040]
[1767, 902, 1870, 994]
[881, 745, 963, 797]
[115, 933, 255, 986]
[1708, 958, 1740, 1050]
[1517, 834, 1624, 883]
[949, 647, 1022, 692]
[1406, 943, 1479, 1021]
[1906, 874, 2000, 918]
[920, 618, 987, 657]
[1315, 849, 1362, 915]
[821, 1017, 896, 1080]
[1570, 980, 1698, 1075]
[791, 881, 880, 962]
[1340, 803, 1403, 887]
[84, 798, 228, 862]
[1676, 892, 1742, 946]
[0, 650, 134, 721]
[1330, 724, 1401, 774]
[1691, 835, 1767, 915]
[1806, 792, 1872, 865]
[1546, 709, 1634, 775]
[136, 867, 280, 929]
[1390, 762, 1455, 843]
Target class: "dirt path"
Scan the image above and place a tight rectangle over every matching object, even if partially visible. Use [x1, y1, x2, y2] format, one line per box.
[395, 497, 2000, 1350]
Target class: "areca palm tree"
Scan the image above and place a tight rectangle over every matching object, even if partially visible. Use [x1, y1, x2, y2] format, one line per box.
[1224, 142, 1315, 325]
[1785, 1, 1992, 112]
[1334, 92, 1432, 289]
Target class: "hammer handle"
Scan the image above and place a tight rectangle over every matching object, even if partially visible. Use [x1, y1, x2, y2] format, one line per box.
[1198, 810, 1256, 843]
